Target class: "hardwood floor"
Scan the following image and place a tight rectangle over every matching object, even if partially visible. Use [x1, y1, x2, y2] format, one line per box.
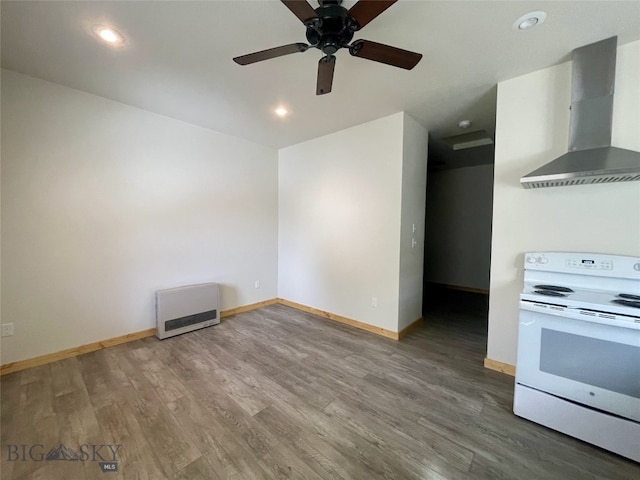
[1, 302, 638, 479]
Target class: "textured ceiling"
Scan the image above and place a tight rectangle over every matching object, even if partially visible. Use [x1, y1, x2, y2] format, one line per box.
[2, 1, 639, 148]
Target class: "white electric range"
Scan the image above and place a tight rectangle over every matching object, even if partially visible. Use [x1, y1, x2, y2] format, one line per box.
[514, 252, 640, 463]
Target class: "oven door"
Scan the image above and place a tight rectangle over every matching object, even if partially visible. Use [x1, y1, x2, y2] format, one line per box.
[516, 301, 640, 423]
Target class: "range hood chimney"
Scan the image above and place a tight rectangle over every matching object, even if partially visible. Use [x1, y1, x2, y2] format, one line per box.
[520, 36, 640, 189]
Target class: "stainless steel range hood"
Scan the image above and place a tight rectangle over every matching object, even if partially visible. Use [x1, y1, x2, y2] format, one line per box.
[520, 37, 640, 189]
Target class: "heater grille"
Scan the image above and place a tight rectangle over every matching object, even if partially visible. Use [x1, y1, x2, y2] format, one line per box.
[156, 282, 220, 339]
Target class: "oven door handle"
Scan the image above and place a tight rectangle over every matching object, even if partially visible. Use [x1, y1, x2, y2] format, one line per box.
[520, 301, 640, 330]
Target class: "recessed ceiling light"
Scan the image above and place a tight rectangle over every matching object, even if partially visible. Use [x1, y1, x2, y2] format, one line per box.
[513, 11, 547, 31]
[92, 25, 125, 46]
[274, 107, 289, 118]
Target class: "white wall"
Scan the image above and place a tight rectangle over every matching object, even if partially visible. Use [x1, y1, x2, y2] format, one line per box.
[398, 114, 429, 330]
[424, 164, 494, 290]
[279, 112, 409, 332]
[278, 112, 428, 333]
[488, 40, 640, 366]
[1, 69, 278, 364]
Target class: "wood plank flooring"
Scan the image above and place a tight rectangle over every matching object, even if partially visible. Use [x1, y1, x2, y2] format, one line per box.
[1, 300, 639, 479]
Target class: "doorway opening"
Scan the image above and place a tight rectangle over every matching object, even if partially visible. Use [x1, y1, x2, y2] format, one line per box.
[421, 132, 495, 350]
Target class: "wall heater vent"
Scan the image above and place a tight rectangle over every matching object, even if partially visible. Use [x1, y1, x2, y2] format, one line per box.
[156, 282, 220, 339]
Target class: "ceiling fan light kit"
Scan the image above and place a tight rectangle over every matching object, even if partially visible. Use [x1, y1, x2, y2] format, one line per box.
[233, 0, 422, 95]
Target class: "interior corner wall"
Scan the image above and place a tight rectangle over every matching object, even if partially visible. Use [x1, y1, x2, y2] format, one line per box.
[278, 113, 405, 332]
[423, 164, 494, 291]
[1, 69, 279, 365]
[488, 40, 640, 367]
[0, 68, 3, 363]
[398, 114, 429, 330]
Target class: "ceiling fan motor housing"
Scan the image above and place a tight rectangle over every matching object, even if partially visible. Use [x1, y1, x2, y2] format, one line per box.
[306, 1, 356, 55]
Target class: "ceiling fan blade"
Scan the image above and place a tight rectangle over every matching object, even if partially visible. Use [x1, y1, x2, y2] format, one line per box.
[316, 55, 336, 95]
[233, 43, 309, 65]
[281, 0, 317, 24]
[349, 39, 422, 70]
[348, 0, 397, 30]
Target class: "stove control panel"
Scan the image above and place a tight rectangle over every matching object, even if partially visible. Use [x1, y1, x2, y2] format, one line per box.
[524, 252, 640, 279]
[567, 258, 613, 270]
[526, 254, 549, 265]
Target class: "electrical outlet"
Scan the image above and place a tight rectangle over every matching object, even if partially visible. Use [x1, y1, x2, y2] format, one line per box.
[1, 323, 14, 337]
[254, 280, 261, 289]
[371, 297, 378, 308]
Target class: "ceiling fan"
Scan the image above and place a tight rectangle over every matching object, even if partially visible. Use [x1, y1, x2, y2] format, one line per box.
[233, 0, 422, 95]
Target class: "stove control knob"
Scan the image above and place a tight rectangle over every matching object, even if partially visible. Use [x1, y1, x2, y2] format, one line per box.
[539, 257, 549, 264]
[526, 256, 537, 264]
[634, 262, 640, 272]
